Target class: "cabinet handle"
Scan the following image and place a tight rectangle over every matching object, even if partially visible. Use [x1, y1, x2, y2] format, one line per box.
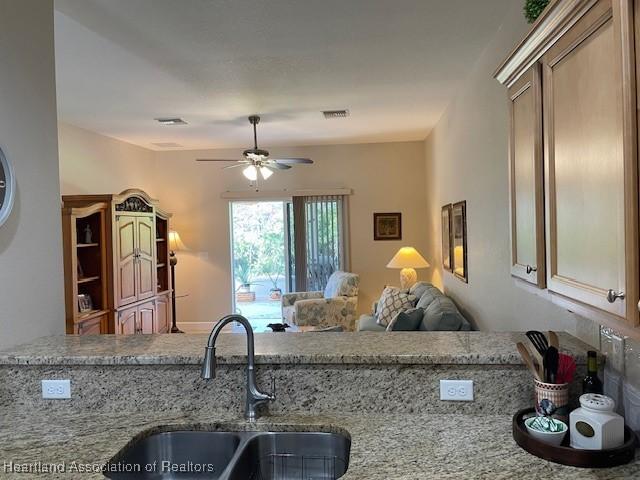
[526, 265, 537, 274]
[607, 289, 625, 303]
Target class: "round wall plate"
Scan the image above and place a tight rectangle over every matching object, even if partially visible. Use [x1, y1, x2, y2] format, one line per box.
[0, 147, 16, 227]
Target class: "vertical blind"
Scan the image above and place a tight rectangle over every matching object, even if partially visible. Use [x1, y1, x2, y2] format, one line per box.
[292, 195, 347, 292]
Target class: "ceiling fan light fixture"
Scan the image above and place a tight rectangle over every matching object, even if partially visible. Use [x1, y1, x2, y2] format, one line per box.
[242, 165, 258, 181]
[260, 166, 273, 180]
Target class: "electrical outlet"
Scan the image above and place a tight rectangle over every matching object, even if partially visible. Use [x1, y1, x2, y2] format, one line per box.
[440, 380, 474, 401]
[41, 380, 71, 399]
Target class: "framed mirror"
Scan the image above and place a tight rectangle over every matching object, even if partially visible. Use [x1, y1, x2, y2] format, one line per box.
[451, 201, 467, 283]
[441, 204, 452, 271]
[0, 147, 16, 228]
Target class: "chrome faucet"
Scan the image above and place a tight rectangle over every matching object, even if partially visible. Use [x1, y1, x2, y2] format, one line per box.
[201, 314, 275, 421]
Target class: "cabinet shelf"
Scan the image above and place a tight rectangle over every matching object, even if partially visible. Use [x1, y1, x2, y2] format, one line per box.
[77, 275, 100, 284]
[77, 243, 100, 248]
[77, 309, 108, 321]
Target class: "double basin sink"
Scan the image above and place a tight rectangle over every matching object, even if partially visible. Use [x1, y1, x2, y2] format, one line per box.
[104, 428, 351, 480]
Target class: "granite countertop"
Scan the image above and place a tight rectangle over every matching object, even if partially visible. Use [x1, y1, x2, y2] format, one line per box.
[1, 408, 638, 479]
[0, 332, 592, 366]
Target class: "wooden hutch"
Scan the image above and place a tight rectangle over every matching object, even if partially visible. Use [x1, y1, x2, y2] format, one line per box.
[62, 189, 173, 335]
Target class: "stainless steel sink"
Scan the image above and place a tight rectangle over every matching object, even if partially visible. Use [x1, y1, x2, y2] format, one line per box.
[105, 429, 351, 480]
[227, 432, 350, 480]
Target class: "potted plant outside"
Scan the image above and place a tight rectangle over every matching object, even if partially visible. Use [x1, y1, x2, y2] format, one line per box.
[259, 232, 285, 301]
[234, 257, 256, 303]
[267, 273, 282, 300]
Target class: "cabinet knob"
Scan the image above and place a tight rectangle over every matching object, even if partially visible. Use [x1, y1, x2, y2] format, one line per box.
[526, 265, 537, 274]
[607, 289, 625, 303]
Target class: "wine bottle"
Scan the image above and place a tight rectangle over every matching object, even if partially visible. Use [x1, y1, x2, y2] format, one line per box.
[582, 350, 603, 395]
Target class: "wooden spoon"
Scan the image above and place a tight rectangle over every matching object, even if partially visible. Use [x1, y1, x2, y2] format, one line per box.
[517, 341, 543, 381]
[548, 330, 560, 350]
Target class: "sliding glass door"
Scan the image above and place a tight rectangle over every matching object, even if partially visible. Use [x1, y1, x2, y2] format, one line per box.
[290, 195, 347, 292]
[230, 201, 288, 328]
[229, 195, 348, 330]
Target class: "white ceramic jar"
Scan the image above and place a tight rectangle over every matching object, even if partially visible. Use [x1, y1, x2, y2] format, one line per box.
[570, 394, 624, 450]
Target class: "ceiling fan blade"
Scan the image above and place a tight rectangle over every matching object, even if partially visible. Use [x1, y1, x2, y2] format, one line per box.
[196, 158, 240, 162]
[269, 163, 292, 170]
[222, 163, 246, 170]
[271, 157, 313, 164]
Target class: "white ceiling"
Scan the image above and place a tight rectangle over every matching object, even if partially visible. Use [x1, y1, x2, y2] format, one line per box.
[54, 0, 513, 151]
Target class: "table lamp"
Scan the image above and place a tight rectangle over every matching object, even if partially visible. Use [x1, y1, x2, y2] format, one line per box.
[386, 246, 430, 290]
[168, 230, 187, 333]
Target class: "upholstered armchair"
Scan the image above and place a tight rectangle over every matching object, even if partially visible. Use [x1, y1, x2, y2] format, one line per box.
[281, 271, 359, 331]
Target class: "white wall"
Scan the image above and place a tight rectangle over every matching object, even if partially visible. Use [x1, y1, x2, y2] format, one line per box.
[423, 2, 586, 334]
[0, 0, 65, 348]
[153, 142, 428, 323]
[59, 122, 156, 195]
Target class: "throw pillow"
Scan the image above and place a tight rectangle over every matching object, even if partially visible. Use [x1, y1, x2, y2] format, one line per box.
[376, 286, 416, 327]
[323, 272, 359, 298]
[420, 296, 465, 331]
[386, 307, 424, 331]
[416, 285, 445, 310]
[409, 281, 432, 300]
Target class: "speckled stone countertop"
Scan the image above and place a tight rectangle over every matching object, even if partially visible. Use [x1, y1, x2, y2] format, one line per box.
[0, 408, 638, 479]
[0, 332, 592, 366]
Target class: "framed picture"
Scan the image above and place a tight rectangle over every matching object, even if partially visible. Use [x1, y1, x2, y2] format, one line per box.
[77, 293, 93, 313]
[451, 201, 468, 283]
[373, 212, 402, 241]
[441, 204, 452, 271]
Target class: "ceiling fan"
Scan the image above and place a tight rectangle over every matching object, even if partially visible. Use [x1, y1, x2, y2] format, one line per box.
[196, 115, 313, 181]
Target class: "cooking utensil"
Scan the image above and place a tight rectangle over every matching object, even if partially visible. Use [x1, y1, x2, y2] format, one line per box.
[548, 331, 559, 350]
[517, 342, 542, 381]
[526, 330, 549, 356]
[544, 346, 559, 383]
[525, 331, 547, 379]
[557, 353, 577, 384]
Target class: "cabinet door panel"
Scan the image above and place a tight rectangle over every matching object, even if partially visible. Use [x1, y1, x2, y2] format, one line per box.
[542, 0, 637, 321]
[136, 217, 156, 300]
[156, 294, 170, 333]
[116, 216, 137, 306]
[76, 315, 103, 335]
[508, 65, 545, 287]
[117, 306, 137, 335]
[138, 301, 156, 334]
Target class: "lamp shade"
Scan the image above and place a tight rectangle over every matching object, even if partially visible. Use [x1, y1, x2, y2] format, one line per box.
[386, 247, 430, 269]
[168, 230, 187, 252]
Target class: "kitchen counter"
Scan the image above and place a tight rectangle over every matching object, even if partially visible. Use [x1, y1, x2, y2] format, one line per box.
[2, 332, 627, 478]
[1, 408, 638, 479]
[0, 331, 592, 366]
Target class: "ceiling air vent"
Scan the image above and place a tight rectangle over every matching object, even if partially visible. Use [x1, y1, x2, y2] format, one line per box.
[322, 109, 350, 119]
[152, 142, 183, 148]
[155, 117, 187, 125]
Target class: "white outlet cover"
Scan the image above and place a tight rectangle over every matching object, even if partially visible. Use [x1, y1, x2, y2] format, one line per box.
[440, 380, 474, 401]
[42, 379, 71, 399]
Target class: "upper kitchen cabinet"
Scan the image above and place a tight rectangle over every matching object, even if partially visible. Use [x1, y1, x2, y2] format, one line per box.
[508, 65, 545, 287]
[496, 0, 639, 331]
[542, 0, 637, 324]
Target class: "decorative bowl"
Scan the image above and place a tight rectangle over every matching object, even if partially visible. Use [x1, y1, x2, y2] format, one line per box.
[525, 416, 568, 446]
